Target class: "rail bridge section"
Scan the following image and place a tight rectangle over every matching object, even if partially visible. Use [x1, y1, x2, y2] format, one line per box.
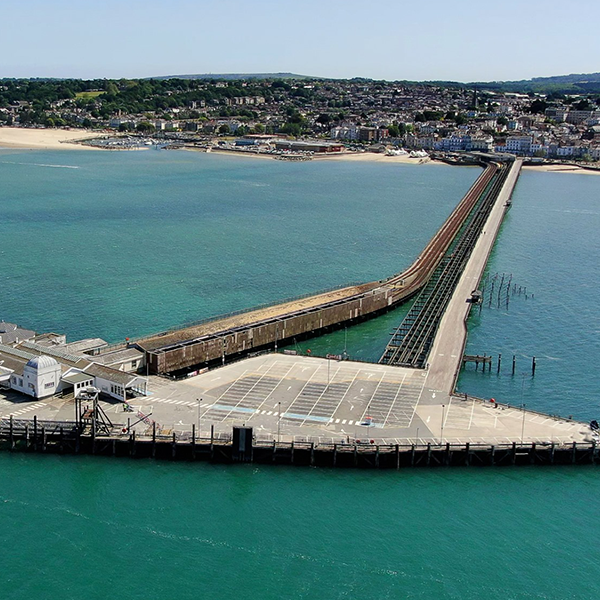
[380, 160, 515, 369]
[137, 160, 505, 375]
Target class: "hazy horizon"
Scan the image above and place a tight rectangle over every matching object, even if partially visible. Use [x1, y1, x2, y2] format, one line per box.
[2, 0, 599, 82]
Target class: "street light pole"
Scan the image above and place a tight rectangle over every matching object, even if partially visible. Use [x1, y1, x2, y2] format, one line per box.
[277, 401, 281, 443]
[440, 404, 445, 445]
[197, 398, 202, 438]
[521, 373, 526, 444]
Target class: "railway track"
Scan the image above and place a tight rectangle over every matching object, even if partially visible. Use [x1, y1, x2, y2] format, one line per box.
[380, 163, 511, 368]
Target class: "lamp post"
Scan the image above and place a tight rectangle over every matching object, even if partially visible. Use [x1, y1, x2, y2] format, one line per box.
[521, 373, 526, 444]
[277, 401, 281, 443]
[197, 398, 202, 438]
[440, 404, 445, 445]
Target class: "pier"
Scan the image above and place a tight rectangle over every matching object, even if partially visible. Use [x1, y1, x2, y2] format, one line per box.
[1, 156, 594, 468]
[137, 160, 502, 375]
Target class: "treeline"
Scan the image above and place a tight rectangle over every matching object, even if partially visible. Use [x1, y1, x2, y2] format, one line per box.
[0, 78, 279, 114]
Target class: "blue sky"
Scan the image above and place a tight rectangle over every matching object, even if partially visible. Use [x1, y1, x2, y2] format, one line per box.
[2, 0, 599, 81]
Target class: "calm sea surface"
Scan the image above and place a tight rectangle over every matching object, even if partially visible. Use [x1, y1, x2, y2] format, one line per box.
[1, 149, 599, 599]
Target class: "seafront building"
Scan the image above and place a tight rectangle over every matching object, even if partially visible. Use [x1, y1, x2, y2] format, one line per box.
[0, 324, 148, 400]
[4, 76, 600, 165]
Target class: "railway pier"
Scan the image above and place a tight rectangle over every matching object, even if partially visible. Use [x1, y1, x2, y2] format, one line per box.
[137, 159, 504, 375]
[2, 156, 592, 470]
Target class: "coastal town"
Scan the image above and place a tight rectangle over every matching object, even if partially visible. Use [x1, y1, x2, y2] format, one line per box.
[1, 76, 600, 162]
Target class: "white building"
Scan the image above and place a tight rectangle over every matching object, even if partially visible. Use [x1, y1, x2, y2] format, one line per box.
[10, 355, 62, 399]
[505, 136, 533, 155]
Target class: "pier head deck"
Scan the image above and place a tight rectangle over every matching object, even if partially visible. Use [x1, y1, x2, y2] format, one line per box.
[0, 353, 589, 452]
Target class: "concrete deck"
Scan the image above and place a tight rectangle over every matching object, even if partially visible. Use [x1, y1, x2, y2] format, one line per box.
[0, 352, 590, 446]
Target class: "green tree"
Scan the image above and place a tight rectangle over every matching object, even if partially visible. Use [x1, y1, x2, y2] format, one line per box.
[136, 121, 156, 133]
[219, 124, 230, 134]
[528, 99, 548, 114]
[387, 124, 400, 137]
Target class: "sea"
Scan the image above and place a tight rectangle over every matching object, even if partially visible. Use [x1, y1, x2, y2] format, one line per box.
[1, 148, 599, 599]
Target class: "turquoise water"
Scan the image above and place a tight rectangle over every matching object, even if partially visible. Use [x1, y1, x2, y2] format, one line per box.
[0, 149, 474, 342]
[2, 454, 600, 600]
[458, 171, 600, 421]
[2, 150, 600, 599]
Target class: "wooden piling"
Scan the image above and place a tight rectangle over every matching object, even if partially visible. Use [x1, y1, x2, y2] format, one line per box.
[532, 356, 536, 377]
[512, 354, 516, 376]
[497, 353, 502, 374]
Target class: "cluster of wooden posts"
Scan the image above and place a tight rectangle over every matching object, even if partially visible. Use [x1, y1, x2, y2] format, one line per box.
[0, 420, 596, 469]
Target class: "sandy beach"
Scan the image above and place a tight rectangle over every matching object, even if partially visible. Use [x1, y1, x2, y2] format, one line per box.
[523, 163, 600, 175]
[0, 127, 103, 150]
[2, 128, 597, 173]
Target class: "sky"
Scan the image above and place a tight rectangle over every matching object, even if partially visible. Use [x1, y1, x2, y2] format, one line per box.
[2, 0, 599, 82]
